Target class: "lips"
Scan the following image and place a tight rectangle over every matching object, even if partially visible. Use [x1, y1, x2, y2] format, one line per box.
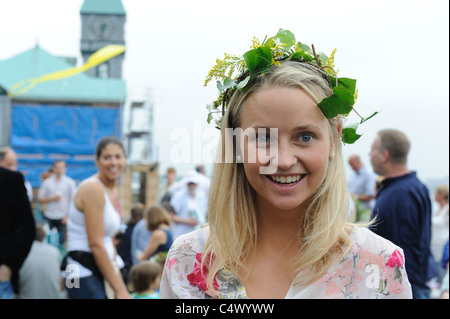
[267, 174, 305, 185]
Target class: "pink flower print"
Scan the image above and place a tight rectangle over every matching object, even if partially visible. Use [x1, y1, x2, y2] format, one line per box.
[187, 253, 219, 295]
[325, 280, 342, 297]
[168, 258, 177, 269]
[386, 249, 403, 268]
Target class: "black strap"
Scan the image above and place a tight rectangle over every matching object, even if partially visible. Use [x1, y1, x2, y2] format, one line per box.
[61, 251, 103, 280]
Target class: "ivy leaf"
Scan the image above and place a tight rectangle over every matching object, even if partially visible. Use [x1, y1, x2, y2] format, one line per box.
[333, 85, 355, 106]
[333, 77, 357, 94]
[243, 46, 272, 76]
[341, 121, 362, 144]
[317, 94, 353, 118]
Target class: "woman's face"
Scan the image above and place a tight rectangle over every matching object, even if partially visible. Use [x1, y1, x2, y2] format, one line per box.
[239, 86, 333, 213]
[96, 143, 126, 181]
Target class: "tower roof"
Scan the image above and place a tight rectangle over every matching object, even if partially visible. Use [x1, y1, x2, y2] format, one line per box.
[80, 0, 126, 16]
[0, 45, 126, 103]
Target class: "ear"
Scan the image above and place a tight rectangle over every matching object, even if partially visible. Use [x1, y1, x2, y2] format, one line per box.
[329, 120, 342, 158]
[381, 149, 390, 163]
[337, 121, 343, 137]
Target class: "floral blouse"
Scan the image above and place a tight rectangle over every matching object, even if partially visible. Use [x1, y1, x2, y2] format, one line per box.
[160, 226, 412, 299]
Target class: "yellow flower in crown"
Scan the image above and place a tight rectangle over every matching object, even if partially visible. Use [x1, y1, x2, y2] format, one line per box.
[204, 28, 378, 144]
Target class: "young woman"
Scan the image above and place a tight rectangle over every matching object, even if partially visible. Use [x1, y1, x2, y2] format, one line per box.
[65, 136, 131, 299]
[160, 32, 412, 299]
[136, 205, 173, 264]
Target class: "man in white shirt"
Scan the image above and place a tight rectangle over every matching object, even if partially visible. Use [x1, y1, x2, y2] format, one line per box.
[169, 172, 208, 240]
[348, 154, 377, 210]
[38, 161, 76, 247]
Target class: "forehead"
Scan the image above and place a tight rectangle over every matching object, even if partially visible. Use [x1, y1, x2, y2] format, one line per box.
[99, 143, 124, 155]
[240, 87, 328, 130]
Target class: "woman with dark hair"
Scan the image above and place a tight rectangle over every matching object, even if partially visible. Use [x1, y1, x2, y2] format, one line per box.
[64, 136, 131, 299]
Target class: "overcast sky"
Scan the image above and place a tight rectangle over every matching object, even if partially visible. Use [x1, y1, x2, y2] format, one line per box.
[0, 0, 448, 184]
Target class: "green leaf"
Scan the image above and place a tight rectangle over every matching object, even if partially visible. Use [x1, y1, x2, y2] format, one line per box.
[291, 51, 314, 62]
[333, 85, 355, 106]
[243, 46, 272, 76]
[297, 42, 311, 53]
[317, 94, 353, 118]
[360, 111, 379, 124]
[275, 28, 296, 49]
[335, 78, 357, 94]
[317, 52, 328, 65]
[207, 112, 213, 124]
[216, 78, 237, 92]
[341, 122, 362, 144]
[236, 75, 250, 90]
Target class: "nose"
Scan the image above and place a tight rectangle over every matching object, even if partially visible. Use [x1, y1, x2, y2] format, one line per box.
[272, 141, 297, 171]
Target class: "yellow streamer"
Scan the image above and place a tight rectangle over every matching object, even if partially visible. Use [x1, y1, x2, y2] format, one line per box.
[8, 44, 125, 97]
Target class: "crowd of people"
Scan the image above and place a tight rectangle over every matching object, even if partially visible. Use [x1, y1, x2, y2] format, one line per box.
[0, 142, 211, 299]
[0, 128, 448, 299]
[0, 59, 448, 300]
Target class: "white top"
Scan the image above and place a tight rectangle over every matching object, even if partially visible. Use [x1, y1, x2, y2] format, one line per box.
[431, 203, 449, 262]
[38, 174, 76, 220]
[66, 176, 123, 277]
[160, 226, 412, 299]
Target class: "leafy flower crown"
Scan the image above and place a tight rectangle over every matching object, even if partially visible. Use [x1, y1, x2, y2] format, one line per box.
[204, 28, 378, 144]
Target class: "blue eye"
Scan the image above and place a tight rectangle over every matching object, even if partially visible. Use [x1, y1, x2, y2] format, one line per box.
[299, 133, 313, 143]
[257, 135, 270, 143]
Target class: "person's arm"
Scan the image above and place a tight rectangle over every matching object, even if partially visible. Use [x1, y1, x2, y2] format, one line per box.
[136, 229, 167, 261]
[37, 182, 60, 204]
[78, 182, 131, 299]
[170, 212, 198, 226]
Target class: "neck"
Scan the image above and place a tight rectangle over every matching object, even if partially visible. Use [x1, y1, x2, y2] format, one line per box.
[255, 200, 303, 248]
[96, 174, 115, 190]
[439, 200, 449, 209]
[383, 165, 410, 179]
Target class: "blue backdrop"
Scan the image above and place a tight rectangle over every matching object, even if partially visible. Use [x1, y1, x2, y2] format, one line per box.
[11, 104, 122, 187]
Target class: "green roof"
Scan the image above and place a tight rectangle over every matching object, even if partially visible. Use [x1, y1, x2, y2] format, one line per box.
[0, 45, 126, 103]
[80, 0, 126, 15]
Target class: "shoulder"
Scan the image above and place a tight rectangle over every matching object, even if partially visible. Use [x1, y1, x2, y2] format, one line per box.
[63, 175, 76, 185]
[0, 167, 23, 183]
[169, 226, 210, 256]
[77, 178, 103, 194]
[347, 226, 412, 298]
[313, 226, 412, 298]
[350, 226, 402, 257]
[160, 227, 210, 299]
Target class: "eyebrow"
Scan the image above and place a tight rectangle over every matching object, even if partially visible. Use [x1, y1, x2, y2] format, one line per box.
[249, 124, 322, 131]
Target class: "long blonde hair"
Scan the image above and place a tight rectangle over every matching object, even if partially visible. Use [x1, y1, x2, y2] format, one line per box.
[203, 61, 352, 291]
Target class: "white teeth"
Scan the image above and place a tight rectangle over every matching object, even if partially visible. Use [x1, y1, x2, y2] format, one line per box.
[270, 175, 302, 184]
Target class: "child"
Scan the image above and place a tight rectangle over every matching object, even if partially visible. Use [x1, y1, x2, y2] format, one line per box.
[129, 261, 162, 299]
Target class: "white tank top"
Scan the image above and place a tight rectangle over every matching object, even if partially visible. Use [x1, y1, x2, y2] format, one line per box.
[66, 176, 122, 277]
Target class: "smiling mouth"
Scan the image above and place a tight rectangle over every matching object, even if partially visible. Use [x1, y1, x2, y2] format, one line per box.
[266, 174, 305, 185]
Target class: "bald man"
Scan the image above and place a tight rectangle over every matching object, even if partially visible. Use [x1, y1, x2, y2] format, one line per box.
[347, 154, 377, 210]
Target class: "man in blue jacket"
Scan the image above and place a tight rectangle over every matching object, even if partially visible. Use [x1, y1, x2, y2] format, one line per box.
[369, 129, 435, 299]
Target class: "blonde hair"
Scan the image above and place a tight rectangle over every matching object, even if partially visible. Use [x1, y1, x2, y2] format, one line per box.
[203, 61, 353, 291]
[435, 184, 449, 201]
